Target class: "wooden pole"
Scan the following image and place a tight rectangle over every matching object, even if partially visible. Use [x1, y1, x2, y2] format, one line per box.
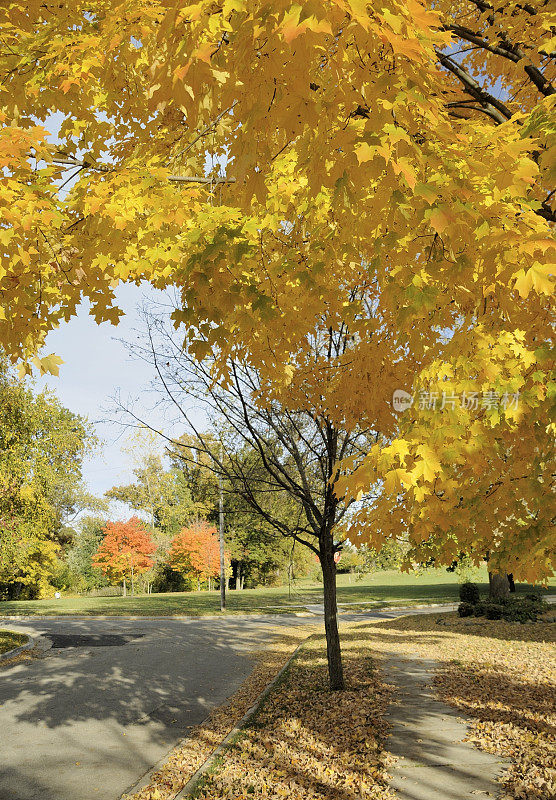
[219, 469, 226, 611]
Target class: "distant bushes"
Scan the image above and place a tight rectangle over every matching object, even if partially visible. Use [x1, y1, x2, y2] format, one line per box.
[457, 584, 548, 622]
[459, 582, 480, 604]
[458, 601, 474, 617]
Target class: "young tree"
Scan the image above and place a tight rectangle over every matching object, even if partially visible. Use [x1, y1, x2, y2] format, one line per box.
[120, 311, 379, 690]
[93, 517, 156, 596]
[169, 522, 223, 591]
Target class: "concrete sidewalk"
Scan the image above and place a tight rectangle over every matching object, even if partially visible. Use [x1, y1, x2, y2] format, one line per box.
[386, 655, 507, 799]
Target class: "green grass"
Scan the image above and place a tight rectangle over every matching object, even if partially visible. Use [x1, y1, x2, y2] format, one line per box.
[0, 567, 553, 617]
[0, 630, 28, 654]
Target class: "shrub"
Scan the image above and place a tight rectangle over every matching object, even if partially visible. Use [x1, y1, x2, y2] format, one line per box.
[473, 601, 486, 617]
[501, 596, 549, 622]
[458, 602, 475, 617]
[525, 593, 544, 604]
[484, 602, 504, 620]
[459, 582, 480, 604]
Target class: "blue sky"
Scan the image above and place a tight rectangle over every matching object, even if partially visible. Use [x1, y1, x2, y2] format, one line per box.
[35, 283, 184, 504]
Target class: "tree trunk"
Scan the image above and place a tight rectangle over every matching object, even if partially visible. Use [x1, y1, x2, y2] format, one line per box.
[123, 578, 127, 597]
[507, 573, 515, 593]
[489, 571, 510, 600]
[131, 563, 134, 596]
[319, 537, 344, 691]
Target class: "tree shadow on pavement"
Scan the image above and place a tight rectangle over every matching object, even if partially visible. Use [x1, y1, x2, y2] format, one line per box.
[0, 617, 302, 800]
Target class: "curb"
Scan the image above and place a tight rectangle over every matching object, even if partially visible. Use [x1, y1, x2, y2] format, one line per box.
[172, 637, 309, 799]
[0, 634, 34, 662]
[0, 611, 313, 622]
[121, 634, 310, 800]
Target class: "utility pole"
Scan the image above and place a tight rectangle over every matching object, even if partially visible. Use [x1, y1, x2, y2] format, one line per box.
[218, 468, 226, 611]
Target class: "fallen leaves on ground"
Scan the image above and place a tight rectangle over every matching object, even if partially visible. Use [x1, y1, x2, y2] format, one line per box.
[361, 613, 556, 800]
[0, 629, 27, 655]
[125, 613, 554, 800]
[123, 625, 319, 800]
[194, 628, 395, 800]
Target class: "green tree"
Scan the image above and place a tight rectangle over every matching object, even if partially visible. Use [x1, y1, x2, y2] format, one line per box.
[0, 363, 95, 598]
[65, 516, 111, 592]
[106, 433, 201, 534]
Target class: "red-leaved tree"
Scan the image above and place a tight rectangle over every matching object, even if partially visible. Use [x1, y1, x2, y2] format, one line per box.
[93, 517, 156, 596]
[169, 521, 224, 591]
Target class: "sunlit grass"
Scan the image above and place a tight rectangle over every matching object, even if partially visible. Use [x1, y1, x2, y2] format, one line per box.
[1, 567, 552, 617]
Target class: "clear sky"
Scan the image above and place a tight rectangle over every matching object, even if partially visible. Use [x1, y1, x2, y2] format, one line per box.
[34, 282, 187, 508]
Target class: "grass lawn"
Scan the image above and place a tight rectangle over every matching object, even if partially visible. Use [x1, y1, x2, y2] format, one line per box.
[1, 567, 553, 617]
[0, 630, 28, 654]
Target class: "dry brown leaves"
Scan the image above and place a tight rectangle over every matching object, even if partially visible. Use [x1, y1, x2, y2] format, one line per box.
[124, 613, 554, 800]
[361, 612, 556, 800]
[194, 627, 395, 800]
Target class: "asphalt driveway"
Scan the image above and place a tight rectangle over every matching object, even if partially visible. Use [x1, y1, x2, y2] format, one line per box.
[0, 615, 297, 800]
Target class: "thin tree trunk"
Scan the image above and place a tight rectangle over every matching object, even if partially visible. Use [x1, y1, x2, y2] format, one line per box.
[123, 578, 127, 597]
[489, 571, 510, 600]
[507, 574, 515, 593]
[131, 563, 134, 596]
[319, 535, 344, 691]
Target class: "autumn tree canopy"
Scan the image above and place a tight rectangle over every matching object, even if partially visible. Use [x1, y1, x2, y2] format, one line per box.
[93, 517, 156, 592]
[169, 521, 223, 586]
[0, 1, 554, 580]
[0, 362, 94, 598]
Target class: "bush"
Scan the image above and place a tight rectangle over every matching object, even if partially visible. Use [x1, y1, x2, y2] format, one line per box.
[458, 602, 475, 617]
[151, 564, 192, 593]
[525, 593, 544, 604]
[459, 582, 480, 604]
[500, 596, 548, 623]
[466, 595, 549, 623]
[484, 602, 504, 620]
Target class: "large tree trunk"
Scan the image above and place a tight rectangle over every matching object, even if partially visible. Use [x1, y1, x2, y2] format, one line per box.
[489, 571, 510, 600]
[319, 536, 344, 691]
[507, 574, 515, 593]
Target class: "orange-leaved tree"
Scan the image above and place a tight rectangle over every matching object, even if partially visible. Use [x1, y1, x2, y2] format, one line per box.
[169, 521, 224, 591]
[93, 517, 156, 596]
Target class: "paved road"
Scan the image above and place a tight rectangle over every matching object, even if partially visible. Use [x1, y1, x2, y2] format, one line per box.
[0, 615, 306, 800]
[0, 606, 460, 800]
